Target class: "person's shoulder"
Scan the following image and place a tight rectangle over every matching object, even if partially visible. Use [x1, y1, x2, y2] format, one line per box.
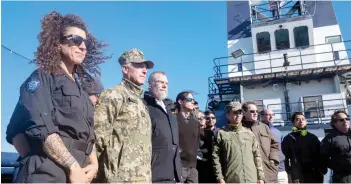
[259, 121, 270, 128]
[99, 85, 126, 102]
[283, 132, 293, 141]
[243, 127, 255, 136]
[24, 68, 51, 82]
[307, 131, 319, 139]
[20, 68, 53, 92]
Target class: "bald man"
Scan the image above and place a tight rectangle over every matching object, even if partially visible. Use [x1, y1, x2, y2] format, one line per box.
[261, 109, 288, 184]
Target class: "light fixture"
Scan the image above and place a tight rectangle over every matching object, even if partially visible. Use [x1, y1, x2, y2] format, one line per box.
[231, 49, 245, 58]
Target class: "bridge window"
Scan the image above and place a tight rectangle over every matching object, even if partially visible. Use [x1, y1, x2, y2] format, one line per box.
[326, 35, 341, 44]
[275, 29, 290, 50]
[256, 32, 271, 53]
[303, 95, 324, 119]
[294, 26, 309, 47]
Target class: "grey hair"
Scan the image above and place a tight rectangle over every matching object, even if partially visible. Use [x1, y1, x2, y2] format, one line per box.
[148, 71, 166, 84]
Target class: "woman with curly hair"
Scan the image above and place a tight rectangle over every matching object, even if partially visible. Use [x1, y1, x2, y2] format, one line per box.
[6, 11, 110, 183]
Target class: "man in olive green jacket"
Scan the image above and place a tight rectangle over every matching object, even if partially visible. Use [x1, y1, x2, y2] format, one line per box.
[212, 102, 265, 184]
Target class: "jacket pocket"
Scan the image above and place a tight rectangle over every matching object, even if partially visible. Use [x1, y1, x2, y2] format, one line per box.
[259, 131, 271, 157]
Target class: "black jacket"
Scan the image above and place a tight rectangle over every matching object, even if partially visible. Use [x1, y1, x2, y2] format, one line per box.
[321, 128, 351, 183]
[282, 131, 325, 183]
[197, 127, 220, 183]
[144, 94, 182, 182]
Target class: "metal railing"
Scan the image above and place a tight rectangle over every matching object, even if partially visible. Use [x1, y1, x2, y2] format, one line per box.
[208, 40, 351, 96]
[251, 0, 307, 23]
[213, 40, 351, 79]
[264, 98, 348, 126]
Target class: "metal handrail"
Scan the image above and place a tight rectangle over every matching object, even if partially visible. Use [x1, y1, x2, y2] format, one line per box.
[265, 98, 348, 125]
[211, 40, 351, 79]
[213, 40, 351, 66]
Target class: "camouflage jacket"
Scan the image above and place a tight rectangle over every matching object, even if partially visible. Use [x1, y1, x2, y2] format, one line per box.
[212, 123, 265, 183]
[94, 78, 152, 183]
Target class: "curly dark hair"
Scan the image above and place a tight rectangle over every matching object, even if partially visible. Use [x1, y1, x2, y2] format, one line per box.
[32, 11, 111, 80]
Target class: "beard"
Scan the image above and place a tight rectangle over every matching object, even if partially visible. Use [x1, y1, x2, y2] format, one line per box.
[151, 87, 168, 100]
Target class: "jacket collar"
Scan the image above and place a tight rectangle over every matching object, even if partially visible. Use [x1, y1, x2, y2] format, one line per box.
[226, 122, 243, 132]
[242, 120, 260, 128]
[121, 78, 143, 97]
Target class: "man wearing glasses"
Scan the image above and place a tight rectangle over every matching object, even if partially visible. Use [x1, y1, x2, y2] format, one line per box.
[212, 101, 264, 183]
[261, 109, 288, 184]
[175, 91, 200, 183]
[321, 110, 351, 183]
[197, 111, 220, 183]
[242, 101, 279, 183]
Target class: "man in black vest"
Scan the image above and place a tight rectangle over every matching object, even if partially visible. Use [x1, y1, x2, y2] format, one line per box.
[144, 71, 182, 183]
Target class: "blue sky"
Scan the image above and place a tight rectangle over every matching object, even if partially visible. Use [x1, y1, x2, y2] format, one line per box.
[1, 1, 350, 152]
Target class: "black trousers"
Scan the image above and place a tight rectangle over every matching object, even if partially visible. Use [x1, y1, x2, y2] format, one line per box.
[197, 160, 217, 183]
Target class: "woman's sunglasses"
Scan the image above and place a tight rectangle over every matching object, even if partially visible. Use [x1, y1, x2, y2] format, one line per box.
[61, 34, 89, 47]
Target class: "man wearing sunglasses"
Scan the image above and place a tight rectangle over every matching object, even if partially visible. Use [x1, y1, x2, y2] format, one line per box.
[175, 91, 200, 183]
[94, 48, 154, 183]
[321, 110, 351, 183]
[143, 71, 182, 183]
[242, 101, 279, 183]
[197, 111, 220, 183]
[212, 102, 264, 184]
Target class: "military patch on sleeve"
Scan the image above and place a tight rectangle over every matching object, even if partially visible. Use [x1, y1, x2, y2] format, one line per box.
[25, 78, 41, 93]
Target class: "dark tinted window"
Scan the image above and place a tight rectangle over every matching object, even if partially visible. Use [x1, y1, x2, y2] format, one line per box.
[294, 26, 309, 47]
[256, 32, 271, 53]
[275, 29, 290, 50]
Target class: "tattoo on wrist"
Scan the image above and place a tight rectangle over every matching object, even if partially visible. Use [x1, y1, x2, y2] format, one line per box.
[43, 134, 77, 170]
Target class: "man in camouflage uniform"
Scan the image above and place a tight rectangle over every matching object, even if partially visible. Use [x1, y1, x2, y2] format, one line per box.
[94, 48, 154, 183]
[212, 102, 265, 184]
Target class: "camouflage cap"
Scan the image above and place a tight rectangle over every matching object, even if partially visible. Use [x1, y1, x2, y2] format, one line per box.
[118, 48, 154, 69]
[225, 101, 243, 113]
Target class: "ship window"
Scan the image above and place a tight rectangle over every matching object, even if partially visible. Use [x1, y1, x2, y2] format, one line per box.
[303, 95, 325, 119]
[326, 35, 341, 44]
[275, 29, 290, 50]
[256, 32, 271, 53]
[294, 26, 309, 47]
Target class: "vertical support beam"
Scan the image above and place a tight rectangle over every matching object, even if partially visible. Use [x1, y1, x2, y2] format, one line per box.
[333, 75, 341, 93]
[240, 83, 244, 103]
[284, 82, 291, 121]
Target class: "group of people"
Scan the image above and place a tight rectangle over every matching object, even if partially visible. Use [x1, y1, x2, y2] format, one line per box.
[194, 103, 351, 184]
[5, 11, 351, 184]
